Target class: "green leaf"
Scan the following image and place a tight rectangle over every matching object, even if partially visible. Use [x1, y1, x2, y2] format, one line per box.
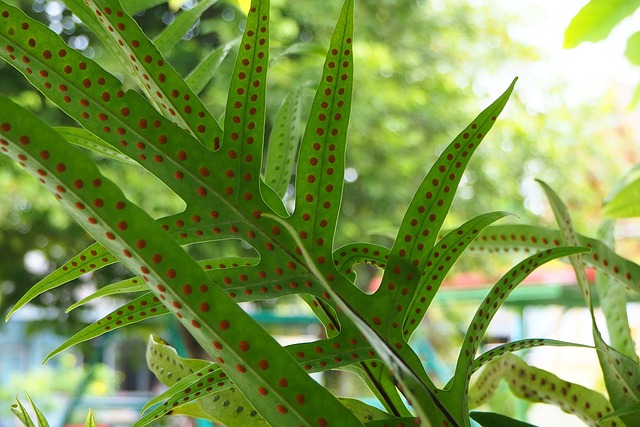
[55, 127, 137, 165]
[1, 84, 366, 426]
[469, 354, 619, 426]
[370, 78, 517, 342]
[263, 86, 303, 199]
[539, 180, 640, 426]
[602, 176, 640, 218]
[289, 0, 354, 263]
[564, 0, 640, 48]
[153, 0, 219, 56]
[143, 338, 397, 426]
[47, 293, 168, 362]
[64, 0, 224, 148]
[268, 213, 453, 426]
[143, 335, 267, 427]
[26, 395, 49, 427]
[625, 31, 640, 65]
[6, 243, 117, 321]
[595, 222, 637, 361]
[449, 246, 588, 395]
[363, 419, 418, 427]
[471, 338, 593, 374]
[403, 211, 511, 339]
[338, 398, 394, 423]
[84, 410, 97, 427]
[66, 256, 258, 313]
[340, 362, 412, 417]
[600, 400, 640, 421]
[170, 388, 268, 427]
[186, 39, 236, 94]
[470, 411, 537, 427]
[141, 364, 231, 415]
[270, 42, 327, 64]
[11, 398, 36, 427]
[11, 396, 50, 427]
[146, 334, 211, 386]
[122, 0, 167, 15]
[332, 243, 389, 284]
[469, 224, 640, 295]
[66, 278, 147, 312]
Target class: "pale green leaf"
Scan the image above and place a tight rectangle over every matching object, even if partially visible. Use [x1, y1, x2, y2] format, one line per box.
[602, 176, 640, 218]
[564, 0, 640, 48]
[186, 39, 236, 94]
[154, 0, 219, 56]
[66, 278, 147, 312]
[84, 410, 97, 427]
[625, 31, 640, 65]
[55, 127, 138, 165]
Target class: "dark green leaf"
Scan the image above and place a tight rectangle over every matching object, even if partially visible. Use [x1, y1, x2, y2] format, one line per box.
[470, 411, 537, 427]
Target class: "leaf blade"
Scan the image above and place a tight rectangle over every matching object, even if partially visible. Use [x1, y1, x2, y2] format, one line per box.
[6, 243, 116, 320]
[564, 0, 640, 48]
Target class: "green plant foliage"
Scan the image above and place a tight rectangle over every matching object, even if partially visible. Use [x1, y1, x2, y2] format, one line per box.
[594, 222, 637, 362]
[11, 396, 96, 427]
[564, 0, 640, 48]
[1, 0, 611, 425]
[602, 177, 640, 219]
[469, 225, 640, 293]
[470, 411, 537, 427]
[469, 354, 620, 427]
[465, 182, 640, 425]
[539, 181, 640, 427]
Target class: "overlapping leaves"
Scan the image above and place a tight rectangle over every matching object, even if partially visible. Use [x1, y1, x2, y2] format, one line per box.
[1, 0, 617, 426]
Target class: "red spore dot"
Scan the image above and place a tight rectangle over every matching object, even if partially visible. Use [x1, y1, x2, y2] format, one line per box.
[239, 341, 250, 352]
[258, 387, 268, 396]
[219, 320, 230, 330]
[276, 405, 287, 414]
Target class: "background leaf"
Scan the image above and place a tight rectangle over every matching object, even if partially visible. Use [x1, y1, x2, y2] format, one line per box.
[470, 411, 537, 427]
[564, 0, 640, 48]
[602, 176, 640, 218]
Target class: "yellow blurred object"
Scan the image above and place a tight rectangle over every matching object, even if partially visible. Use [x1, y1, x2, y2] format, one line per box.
[228, 0, 250, 14]
[168, 0, 190, 12]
